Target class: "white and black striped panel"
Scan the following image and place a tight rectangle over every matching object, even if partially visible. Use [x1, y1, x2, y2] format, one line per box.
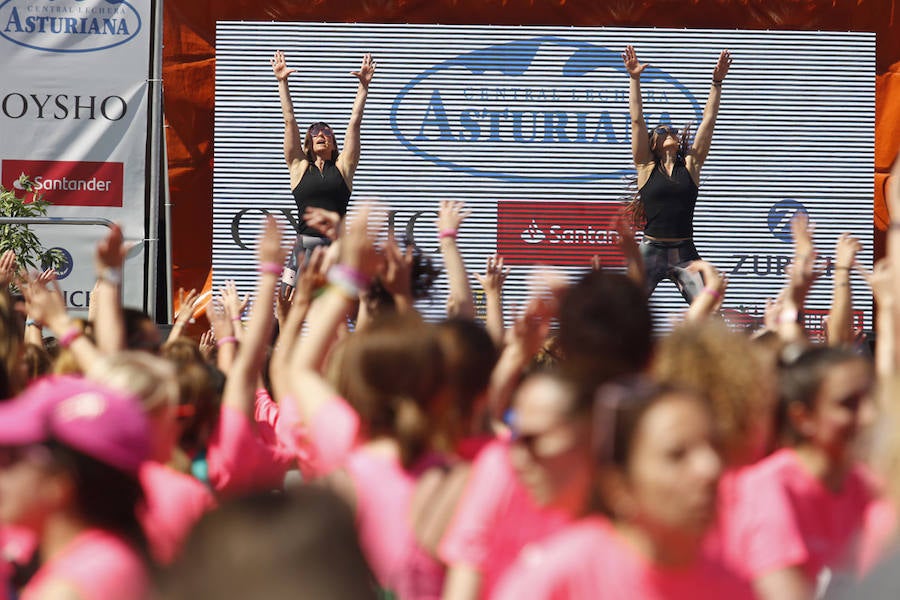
[213, 23, 874, 332]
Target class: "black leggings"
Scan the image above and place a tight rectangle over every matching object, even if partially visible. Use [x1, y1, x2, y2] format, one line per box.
[639, 239, 703, 305]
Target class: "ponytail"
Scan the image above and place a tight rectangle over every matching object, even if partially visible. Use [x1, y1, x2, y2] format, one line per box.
[392, 396, 431, 469]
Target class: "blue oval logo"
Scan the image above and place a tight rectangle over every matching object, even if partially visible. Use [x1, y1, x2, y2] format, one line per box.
[43, 246, 73, 279]
[767, 199, 809, 243]
[0, 0, 141, 54]
[391, 36, 701, 183]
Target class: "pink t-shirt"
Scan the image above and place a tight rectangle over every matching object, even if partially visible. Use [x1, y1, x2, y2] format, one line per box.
[22, 529, 148, 600]
[721, 448, 876, 583]
[138, 461, 216, 564]
[0, 525, 37, 600]
[438, 440, 573, 599]
[493, 517, 755, 600]
[306, 397, 444, 598]
[206, 404, 298, 496]
[859, 498, 897, 575]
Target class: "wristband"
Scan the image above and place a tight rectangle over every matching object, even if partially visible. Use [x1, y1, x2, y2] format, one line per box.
[216, 336, 238, 348]
[712, 79, 723, 86]
[702, 286, 721, 299]
[231, 316, 242, 322]
[25, 318, 40, 328]
[890, 222, 900, 230]
[439, 229, 458, 240]
[58, 327, 83, 349]
[327, 265, 370, 300]
[259, 262, 283, 276]
[97, 267, 122, 286]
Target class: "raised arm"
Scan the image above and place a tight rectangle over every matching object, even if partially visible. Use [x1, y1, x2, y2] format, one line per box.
[438, 200, 475, 319]
[474, 254, 510, 348]
[221, 216, 285, 419]
[622, 45, 652, 167]
[270, 50, 307, 189]
[93, 224, 128, 354]
[286, 204, 385, 423]
[337, 53, 375, 186]
[826, 233, 861, 347]
[685, 260, 727, 322]
[688, 50, 731, 175]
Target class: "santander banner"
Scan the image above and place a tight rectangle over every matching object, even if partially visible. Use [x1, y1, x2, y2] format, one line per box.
[497, 201, 625, 267]
[2, 160, 123, 207]
[0, 0, 151, 312]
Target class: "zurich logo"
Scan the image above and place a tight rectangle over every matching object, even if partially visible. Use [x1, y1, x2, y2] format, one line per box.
[0, 0, 141, 53]
[767, 199, 809, 243]
[43, 246, 73, 279]
[391, 36, 701, 183]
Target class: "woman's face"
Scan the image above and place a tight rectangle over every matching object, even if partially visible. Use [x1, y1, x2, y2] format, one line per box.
[618, 393, 722, 535]
[652, 125, 680, 154]
[309, 124, 335, 156]
[0, 445, 66, 530]
[795, 359, 874, 460]
[509, 375, 592, 512]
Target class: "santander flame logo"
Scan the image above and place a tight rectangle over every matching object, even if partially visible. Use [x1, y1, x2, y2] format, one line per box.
[521, 219, 545, 244]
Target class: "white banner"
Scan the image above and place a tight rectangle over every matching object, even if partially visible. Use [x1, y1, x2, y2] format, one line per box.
[214, 23, 874, 334]
[0, 0, 152, 314]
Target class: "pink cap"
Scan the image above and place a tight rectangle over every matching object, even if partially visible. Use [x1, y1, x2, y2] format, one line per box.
[0, 376, 150, 474]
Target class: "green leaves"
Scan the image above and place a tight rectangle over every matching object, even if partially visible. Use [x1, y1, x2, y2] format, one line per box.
[0, 174, 65, 272]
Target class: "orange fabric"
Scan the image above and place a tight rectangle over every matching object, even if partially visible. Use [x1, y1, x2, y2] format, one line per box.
[163, 0, 900, 303]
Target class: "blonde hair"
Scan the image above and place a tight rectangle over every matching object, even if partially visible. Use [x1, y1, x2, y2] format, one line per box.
[90, 351, 179, 413]
[653, 320, 775, 466]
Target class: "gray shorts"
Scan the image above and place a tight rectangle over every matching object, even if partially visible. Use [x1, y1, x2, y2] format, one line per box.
[639, 238, 703, 305]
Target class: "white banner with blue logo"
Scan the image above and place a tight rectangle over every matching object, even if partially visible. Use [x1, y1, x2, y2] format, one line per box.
[214, 23, 874, 333]
[0, 0, 151, 313]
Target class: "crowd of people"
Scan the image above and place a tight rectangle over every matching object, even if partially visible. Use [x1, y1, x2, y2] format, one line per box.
[0, 46, 895, 600]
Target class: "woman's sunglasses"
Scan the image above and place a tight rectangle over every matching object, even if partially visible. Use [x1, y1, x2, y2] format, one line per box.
[653, 126, 679, 137]
[309, 125, 333, 137]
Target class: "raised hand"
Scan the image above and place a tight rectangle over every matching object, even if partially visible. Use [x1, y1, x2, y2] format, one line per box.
[220, 280, 250, 322]
[0, 251, 17, 287]
[350, 53, 376, 88]
[437, 199, 472, 234]
[198, 330, 216, 360]
[834, 232, 862, 269]
[475, 254, 510, 295]
[303, 207, 342, 241]
[95, 223, 130, 270]
[340, 202, 387, 279]
[207, 298, 234, 342]
[21, 274, 69, 332]
[173, 287, 200, 327]
[380, 239, 414, 299]
[622, 45, 648, 78]
[270, 50, 297, 82]
[712, 50, 732, 82]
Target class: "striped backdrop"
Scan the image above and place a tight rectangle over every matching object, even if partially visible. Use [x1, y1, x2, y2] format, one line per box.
[213, 23, 874, 333]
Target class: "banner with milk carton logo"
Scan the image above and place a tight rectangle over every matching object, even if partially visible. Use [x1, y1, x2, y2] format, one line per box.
[214, 23, 873, 332]
[0, 0, 152, 313]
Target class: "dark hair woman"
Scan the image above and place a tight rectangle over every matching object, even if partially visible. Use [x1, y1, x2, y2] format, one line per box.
[270, 50, 376, 287]
[622, 45, 732, 305]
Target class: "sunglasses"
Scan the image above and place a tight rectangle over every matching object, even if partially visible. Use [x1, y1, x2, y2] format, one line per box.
[653, 126, 679, 137]
[309, 125, 333, 137]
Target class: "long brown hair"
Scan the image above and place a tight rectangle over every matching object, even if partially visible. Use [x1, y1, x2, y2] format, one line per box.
[623, 122, 694, 229]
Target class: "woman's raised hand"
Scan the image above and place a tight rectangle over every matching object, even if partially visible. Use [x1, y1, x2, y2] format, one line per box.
[712, 50, 732, 82]
[270, 50, 297, 82]
[350, 53, 376, 88]
[622, 45, 648, 78]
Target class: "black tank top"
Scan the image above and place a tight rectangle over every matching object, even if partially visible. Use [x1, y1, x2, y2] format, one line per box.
[639, 160, 698, 239]
[291, 160, 352, 237]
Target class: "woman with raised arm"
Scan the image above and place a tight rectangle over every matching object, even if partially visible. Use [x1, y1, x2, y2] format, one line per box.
[622, 45, 732, 305]
[270, 49, 375, 287]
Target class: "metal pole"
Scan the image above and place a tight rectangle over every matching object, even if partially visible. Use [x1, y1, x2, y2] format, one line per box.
[145, 0, 165, 321]
[163, 117, 173, 323]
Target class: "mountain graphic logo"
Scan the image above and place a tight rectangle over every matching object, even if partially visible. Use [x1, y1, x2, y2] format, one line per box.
[521, 220, 545, 244]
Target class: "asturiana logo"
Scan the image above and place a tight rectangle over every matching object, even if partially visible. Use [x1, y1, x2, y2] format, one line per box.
[0, 0, 141, 53]
[391, 36, 701, 183]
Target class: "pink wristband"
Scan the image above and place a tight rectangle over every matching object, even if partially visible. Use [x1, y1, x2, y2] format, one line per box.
[439, 229, 458, 240]
[216, 336, 238, 348]
[259, 262, 283, 276]
[331, 264, 371, 290]
[702, 287, 720, 299]
[58, 327, 83, 349]
[231, 316, 242, 322]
